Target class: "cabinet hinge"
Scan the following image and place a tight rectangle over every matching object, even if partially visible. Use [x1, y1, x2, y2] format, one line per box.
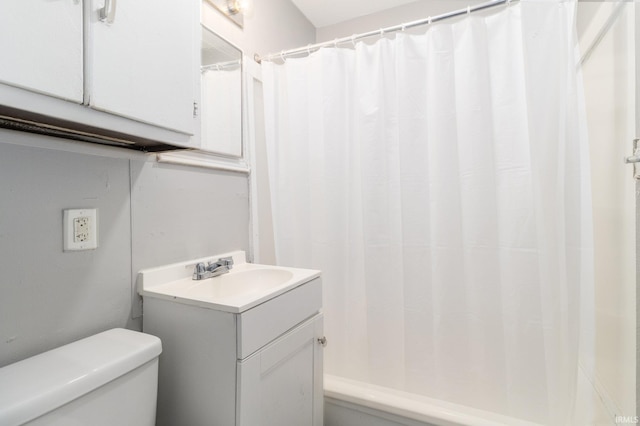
[193, 101, 199, 118]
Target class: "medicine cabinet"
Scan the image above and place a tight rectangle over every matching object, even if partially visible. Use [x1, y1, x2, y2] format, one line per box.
[200, 26, 243, 157]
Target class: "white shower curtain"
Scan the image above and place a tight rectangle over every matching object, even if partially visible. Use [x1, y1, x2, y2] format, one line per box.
[262, 1, 592, 424]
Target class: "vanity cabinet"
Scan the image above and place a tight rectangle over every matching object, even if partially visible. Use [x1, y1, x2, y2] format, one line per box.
[142, 276, 324, 426]
[0, 0, 199, 148]
[238, 314, 324, 426]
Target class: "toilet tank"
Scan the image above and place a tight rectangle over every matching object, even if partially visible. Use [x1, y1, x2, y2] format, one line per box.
[0, 328, 162, 426]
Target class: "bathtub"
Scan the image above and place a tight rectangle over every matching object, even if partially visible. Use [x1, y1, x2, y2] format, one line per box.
[323, 375, 543, 426]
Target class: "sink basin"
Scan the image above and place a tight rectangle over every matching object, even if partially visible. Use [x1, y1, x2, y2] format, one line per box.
[186, 268, 294, 299]
[138, 251, 320, 313]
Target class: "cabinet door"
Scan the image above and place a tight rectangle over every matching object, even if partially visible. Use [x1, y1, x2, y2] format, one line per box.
[0, 0, 83, 102]
[87, 0, 197, 134]
[237, 314, 324, 426]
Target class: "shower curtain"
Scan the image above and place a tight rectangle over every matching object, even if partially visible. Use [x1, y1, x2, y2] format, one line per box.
[262, 1, 593, 424]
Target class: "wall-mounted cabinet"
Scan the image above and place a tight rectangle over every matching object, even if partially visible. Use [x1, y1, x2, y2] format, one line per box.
[0, 1, 84, 103]
[0, 0, 200, 150]
[88, 0, 196, 134]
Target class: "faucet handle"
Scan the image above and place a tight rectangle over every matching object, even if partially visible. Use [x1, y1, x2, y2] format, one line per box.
[219, 256, 234, 269]
[193, 262, 207, 279]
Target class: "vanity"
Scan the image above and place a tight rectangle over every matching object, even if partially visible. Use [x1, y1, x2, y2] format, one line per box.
[138, 251, 324, 426]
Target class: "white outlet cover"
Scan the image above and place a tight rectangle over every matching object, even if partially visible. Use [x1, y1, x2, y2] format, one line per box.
[63, 209, 98, 251]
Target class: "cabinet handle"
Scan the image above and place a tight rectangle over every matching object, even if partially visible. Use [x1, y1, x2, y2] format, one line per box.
[100, 0, 117, 24]
[317, 336, 327, 347]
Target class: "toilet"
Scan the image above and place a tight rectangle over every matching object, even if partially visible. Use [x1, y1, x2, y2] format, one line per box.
[0, 328, 162, 426]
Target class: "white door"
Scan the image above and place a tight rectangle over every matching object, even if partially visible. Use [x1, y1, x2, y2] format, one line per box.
[87, 0, 197, 134]
[0, 0, 83, 103]
[579, 0, 637, 417]
[237, 314, 324, 426]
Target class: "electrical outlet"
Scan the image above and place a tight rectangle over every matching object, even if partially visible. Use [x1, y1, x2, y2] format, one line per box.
[64, 209, 98, 251]
[74, 216, 90, 242]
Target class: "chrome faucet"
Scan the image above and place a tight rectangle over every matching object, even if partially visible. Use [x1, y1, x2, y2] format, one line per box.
[192, 256, 234, 280]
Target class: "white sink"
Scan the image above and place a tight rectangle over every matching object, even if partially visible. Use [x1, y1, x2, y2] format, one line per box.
[186, 268, 294, 299]
[138, 251, 320, 313]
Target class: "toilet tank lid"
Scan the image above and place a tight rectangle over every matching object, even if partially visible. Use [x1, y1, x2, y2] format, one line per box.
[0, 328, 162, 426]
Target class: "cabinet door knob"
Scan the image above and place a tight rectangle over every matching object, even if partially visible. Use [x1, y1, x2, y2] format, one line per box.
[100, 0, 117, 24]
[317, 336, 327, 347]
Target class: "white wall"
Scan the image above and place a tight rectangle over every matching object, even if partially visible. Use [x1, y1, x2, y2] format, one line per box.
[0, 0, 315, 368]
[202, 0, 314, 61]
[316, 0, 486, 43]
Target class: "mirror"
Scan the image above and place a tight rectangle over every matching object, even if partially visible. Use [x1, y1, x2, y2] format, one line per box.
[200, 26, 243, 157]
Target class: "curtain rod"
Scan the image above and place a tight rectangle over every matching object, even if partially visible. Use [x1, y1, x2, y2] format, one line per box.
[255, 0, 517, 63]
[201, 59, 241, 72]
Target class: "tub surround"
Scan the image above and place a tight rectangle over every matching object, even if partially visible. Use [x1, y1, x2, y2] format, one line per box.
[324, 375, 543, 426]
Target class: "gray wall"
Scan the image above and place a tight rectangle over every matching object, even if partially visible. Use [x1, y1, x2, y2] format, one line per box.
[130, 160, 250, 319]
[0, 135, 133, 366]
[0, 0, 315, 367]
[0, 131, 250, 367]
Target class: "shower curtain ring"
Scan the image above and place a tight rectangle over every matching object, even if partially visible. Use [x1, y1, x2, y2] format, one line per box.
[427, 16, 432, 25]
[379, 28, 384, 37]
[333, 38, 338, 48]
[401, 23, 406, 32]
[280, 50, 286, 63]
[467, 5, 471, 14]
[307, 44, 312, 55]
[351, 34, 357, 47]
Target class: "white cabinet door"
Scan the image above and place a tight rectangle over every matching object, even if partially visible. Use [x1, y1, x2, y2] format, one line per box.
[0, 0, 83, 103]
[87, 0, 197, 134]
[237, 314, 324, 426]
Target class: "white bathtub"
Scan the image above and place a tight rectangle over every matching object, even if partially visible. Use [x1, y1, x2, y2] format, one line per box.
[323, 375, 543, 426]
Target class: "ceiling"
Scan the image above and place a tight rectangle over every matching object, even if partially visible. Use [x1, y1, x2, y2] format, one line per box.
[290, 0, 419, 28]
[290, 0, 480, 28]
